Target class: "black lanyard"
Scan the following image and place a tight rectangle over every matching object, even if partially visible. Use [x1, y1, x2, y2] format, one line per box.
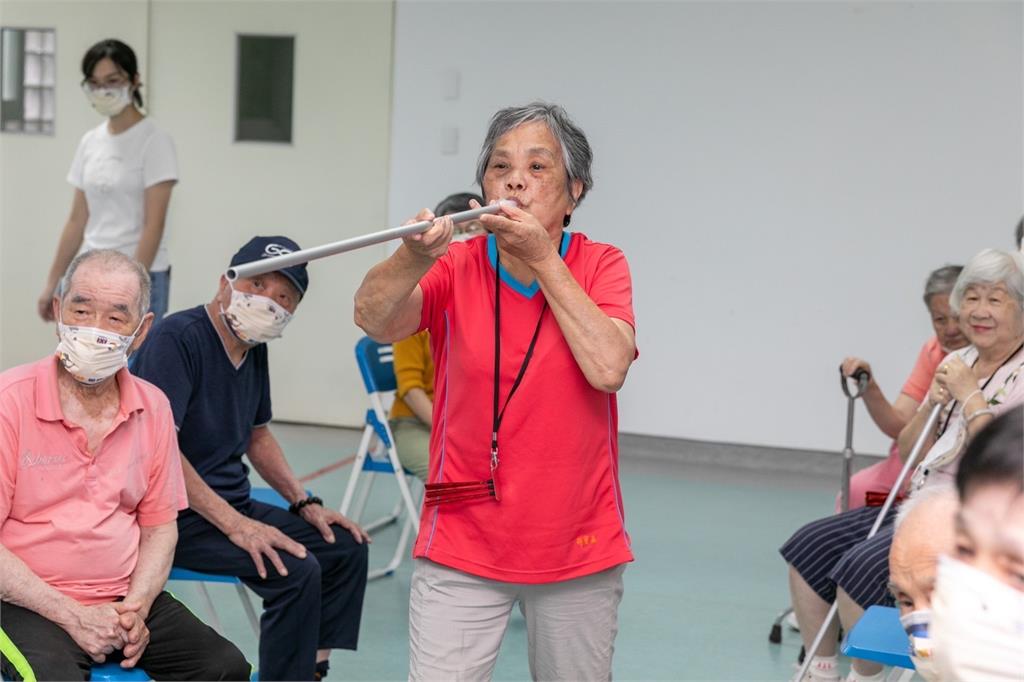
[938, 342, 1024, 436]
[491, 248, 547, 473]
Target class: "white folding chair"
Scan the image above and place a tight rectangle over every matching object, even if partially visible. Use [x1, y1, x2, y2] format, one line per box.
[340, 337, 421, 579]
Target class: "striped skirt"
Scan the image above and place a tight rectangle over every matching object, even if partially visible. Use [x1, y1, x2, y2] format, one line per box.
[779, 505, 897, 608]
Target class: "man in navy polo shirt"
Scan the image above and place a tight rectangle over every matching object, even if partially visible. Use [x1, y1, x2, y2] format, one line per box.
[132, 236, 369, 682]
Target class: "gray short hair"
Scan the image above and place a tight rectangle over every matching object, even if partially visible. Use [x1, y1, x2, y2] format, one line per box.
[895, 484, 957, 529]
[60, 250, 151, 319]
[475, 102, 593, 217]
[949, 249, 1024, 314]
[923, 265, 963, 306]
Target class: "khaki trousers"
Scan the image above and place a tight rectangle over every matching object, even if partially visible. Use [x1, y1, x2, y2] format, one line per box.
[408, 558, 626, 681]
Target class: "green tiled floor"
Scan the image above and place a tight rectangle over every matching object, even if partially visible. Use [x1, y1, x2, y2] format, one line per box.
[168, 424, 843, 681]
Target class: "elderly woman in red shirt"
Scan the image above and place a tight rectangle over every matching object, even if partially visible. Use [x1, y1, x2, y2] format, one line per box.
[355, 102, 637, 680]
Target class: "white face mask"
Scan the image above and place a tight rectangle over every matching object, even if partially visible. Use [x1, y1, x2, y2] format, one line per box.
[84, 85, 132, 117]
[220, 283, 292, 345]
[931, 556, 1024, 681]
[899, 610, 939, 681]
[56, 318, 140, 385]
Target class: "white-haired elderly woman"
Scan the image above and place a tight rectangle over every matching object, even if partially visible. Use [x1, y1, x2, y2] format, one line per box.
[355, 102, 637, 680]
[780, 248, 1024, 682]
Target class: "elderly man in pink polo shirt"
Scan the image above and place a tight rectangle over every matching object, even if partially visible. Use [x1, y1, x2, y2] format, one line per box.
[0, 250, 248, 681]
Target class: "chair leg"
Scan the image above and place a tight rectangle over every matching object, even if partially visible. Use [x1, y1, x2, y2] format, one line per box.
[369, 512, 417, 581]
[392, 452, 421, 527]
[367, 474, 422, 581]
[197, 583, 223, 634]
[235, 582, 260, 637]
[354, 472, 377, 525]
[340, 425, 375, 516]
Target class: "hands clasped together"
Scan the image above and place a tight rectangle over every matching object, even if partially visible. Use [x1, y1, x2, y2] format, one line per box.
[66, 600, 149, 668]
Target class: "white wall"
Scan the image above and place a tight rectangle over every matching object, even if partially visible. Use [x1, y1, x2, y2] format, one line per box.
[3, 1, 1022, 452]
[0, 0, 394, 427]
[389, 0, 1024, 454]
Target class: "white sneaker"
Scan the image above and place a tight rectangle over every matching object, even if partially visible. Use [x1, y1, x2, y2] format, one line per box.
[790, 658, 841, 682]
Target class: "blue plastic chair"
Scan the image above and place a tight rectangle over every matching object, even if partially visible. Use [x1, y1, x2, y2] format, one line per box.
[841, 605, 916, 681]
[167, 487, 302, 636]
[339, 337, 421, 579]
[90, 661, 260, 681]
[89, 663, 151, 681]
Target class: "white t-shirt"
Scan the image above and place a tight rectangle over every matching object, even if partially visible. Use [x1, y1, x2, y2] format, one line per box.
[67, 118, 178, 272]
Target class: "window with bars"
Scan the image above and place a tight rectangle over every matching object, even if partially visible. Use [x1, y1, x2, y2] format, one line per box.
[1, 27, 56, 134]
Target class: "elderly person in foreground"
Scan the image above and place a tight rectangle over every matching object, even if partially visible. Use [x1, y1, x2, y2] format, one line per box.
[0, 250, 248, 681]
[354, 102, 637, 681]
[880, 487, 958, 681]
[930, 406, 1024, 681]
[780, 249, 1024, 682]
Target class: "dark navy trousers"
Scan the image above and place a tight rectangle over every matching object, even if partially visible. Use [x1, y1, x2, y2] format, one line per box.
[174, 499, 368, 681]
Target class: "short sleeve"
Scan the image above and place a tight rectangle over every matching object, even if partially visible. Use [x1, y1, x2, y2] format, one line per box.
[589, 247, 636, 330]
[417, 253, 454, 333]
[135, 402, 188, 527]
[142, 130, 179, 188]
[254, 347, 272, 427]
[393, 331, 430, 400]
[0, 407, 17, 523]
[901, 338, 941, 403]
[66, 132, 89, 189]
[131, 331, 194, 428]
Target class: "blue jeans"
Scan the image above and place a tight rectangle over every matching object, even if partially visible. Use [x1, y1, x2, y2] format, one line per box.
[149, 268, 170, 320]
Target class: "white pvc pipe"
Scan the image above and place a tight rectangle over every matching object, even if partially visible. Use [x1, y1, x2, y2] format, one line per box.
[226, 200, 515, 281]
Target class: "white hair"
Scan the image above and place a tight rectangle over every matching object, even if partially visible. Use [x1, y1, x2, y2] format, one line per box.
[895, 484, 958, 529]
[949, 248, 1024, 314]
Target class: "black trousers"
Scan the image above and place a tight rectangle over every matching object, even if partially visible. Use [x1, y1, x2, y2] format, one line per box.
[0, 592, 249, 681]
[174, 499, 369, 682]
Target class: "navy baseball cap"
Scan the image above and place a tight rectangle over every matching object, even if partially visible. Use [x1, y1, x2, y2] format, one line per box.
[229, 236, 309, 298]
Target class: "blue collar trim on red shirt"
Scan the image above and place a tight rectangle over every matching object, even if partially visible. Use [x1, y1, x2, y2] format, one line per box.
[487, 231, 571, 299]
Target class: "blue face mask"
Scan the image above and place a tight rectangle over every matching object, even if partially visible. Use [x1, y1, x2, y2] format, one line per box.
[900, 609, 938, 681]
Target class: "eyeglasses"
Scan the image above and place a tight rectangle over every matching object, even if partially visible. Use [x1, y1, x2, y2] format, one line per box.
[81, 76, 131, 92]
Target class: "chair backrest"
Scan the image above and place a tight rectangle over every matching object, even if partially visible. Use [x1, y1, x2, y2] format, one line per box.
[355, 336, 396, 395]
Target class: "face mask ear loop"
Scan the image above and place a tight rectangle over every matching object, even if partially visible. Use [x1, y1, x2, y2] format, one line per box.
[124, 314, 147, 358]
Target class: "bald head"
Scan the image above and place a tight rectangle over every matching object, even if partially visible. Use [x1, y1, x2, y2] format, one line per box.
[889, 488, 959, 615]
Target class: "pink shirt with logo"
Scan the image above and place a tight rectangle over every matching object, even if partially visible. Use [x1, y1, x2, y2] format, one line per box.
[0, 357, 187, 604]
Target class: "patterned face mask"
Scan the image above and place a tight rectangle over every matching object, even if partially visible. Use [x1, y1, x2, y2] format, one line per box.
[56, 317, 141, 385]
[220, 283, 293, 345]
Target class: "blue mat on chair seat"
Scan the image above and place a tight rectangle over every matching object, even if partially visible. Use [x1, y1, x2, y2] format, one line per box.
[841, 605, 915, 670]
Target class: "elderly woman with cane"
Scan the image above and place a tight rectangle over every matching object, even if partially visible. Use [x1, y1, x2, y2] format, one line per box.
[354, 102, 637, 680]
[781, 248, 1024, 682]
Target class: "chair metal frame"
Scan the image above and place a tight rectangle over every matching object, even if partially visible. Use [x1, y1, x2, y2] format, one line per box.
[340, 337, 421, 580]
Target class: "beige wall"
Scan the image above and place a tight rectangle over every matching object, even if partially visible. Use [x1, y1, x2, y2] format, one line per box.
[0, 0, 149, 369]
[0, 0, 394, 427]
